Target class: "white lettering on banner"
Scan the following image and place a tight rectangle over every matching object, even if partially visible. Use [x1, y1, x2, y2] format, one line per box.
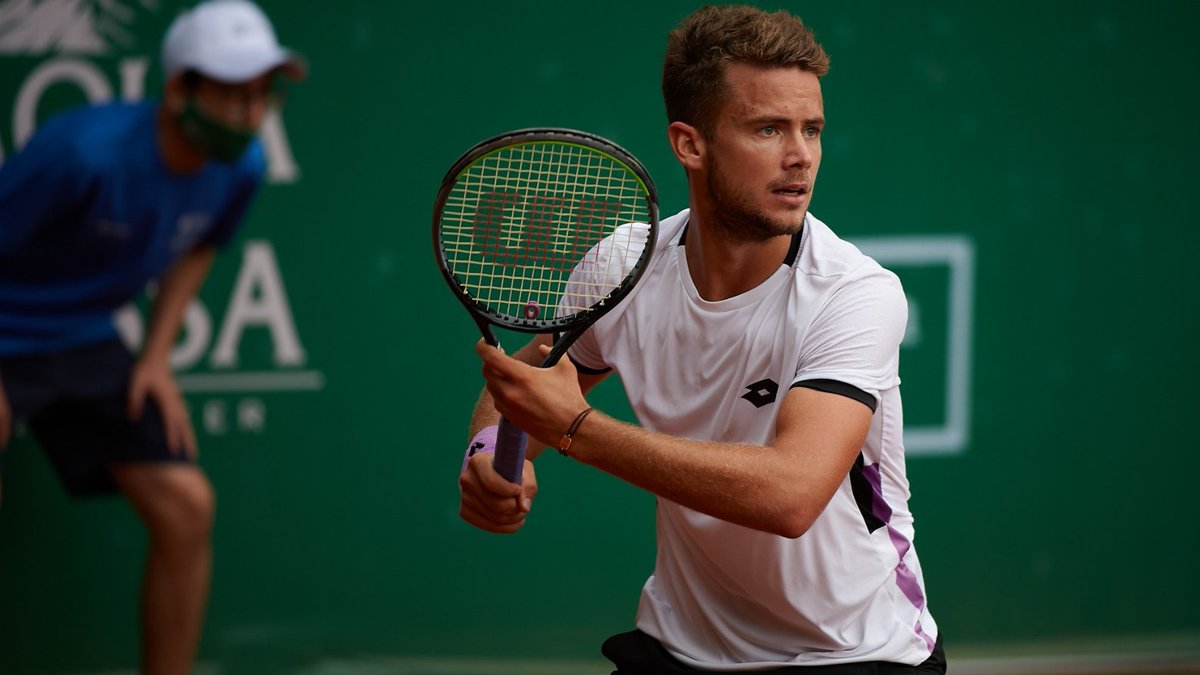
[171, 301, 213, 371]
[0, 0, 126, 55]
[200, 397, 267, 436]
[203, 400, 228, 436]
[117, 240, 318, 380]
[260, 109, 299, 183]
[238, 399, 266, 434]
[119, 56, 147, 101]
[5, 58, 301, 182]
[212, 241, 306, 368]
[114, 239, 325, 440]
[14, 58, 111, 147]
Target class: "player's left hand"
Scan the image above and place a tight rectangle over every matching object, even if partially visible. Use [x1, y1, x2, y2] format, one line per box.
[127, 358, 197, 458]
[475, 341, 588, 448]
[459, 451, 538, 534]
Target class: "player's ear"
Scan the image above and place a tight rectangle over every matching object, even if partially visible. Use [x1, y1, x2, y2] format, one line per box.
[667, 121, 704, 171]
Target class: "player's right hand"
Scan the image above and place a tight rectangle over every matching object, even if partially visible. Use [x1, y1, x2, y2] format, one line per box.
[127, 358, 197, 459]
[458, 453, 538, 534]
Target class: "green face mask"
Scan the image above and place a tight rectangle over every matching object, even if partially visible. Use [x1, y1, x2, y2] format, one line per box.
[177, 101, 257, 163]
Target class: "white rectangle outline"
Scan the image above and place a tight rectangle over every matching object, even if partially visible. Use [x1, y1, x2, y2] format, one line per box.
[852, 236, 974, 456]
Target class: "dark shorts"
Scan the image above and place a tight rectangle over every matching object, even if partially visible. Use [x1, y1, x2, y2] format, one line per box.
[602, 630, 946, 675]
[0, 338, 189, 497]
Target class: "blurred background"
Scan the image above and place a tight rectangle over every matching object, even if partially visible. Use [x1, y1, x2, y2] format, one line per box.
[1, 0, 1198, 673]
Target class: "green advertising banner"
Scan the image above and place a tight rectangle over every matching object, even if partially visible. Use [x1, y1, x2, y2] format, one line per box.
[1, 1, 1198, 672]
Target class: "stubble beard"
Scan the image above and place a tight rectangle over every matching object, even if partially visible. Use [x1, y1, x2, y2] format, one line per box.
[705, 156, 806, 243]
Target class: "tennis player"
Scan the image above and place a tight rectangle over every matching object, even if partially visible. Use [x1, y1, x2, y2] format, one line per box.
[0, 1, 303, 672]
[460, 5, 944, 673]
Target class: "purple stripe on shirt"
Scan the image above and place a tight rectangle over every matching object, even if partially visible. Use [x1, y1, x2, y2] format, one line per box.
[862, 461, 935, 651]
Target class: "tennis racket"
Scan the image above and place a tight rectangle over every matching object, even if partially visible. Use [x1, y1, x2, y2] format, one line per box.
[434, 128, 658, 484]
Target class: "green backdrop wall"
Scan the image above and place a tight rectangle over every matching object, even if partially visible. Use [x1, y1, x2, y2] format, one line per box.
[1, 0, 1198, 672]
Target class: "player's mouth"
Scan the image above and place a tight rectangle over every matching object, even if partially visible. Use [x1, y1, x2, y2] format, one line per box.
[772, 183, 810, 204]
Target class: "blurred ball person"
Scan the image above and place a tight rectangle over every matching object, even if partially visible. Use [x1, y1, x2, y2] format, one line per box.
[0, 1, 304, 672]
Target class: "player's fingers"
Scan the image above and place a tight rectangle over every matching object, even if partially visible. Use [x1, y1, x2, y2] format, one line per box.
[180, 414, 199, 460]
[460, 490, 528, 526]
[462, 458, 524, 506]
[126, 375, 147, 420]
[474, 338, 505, 360]
[520, 460, 538, 505]
[152, 389, 191, 457]
[461, 477, 527, 516]
[166, 409, 188, 457]
[460, 501, 526, 534]
[476, 341, 530, 380]
[471, 453, 524, 495]
[458, 473, 530, 514]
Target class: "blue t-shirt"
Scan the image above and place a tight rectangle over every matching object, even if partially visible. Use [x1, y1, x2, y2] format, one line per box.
[0, 101, 264, 356]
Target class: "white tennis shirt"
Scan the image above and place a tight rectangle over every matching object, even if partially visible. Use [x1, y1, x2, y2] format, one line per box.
[568, 209, 938, 669]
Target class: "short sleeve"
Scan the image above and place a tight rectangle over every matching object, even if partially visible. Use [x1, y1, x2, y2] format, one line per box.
[560, 222, 651, 373]
[792, 268, 907, 407]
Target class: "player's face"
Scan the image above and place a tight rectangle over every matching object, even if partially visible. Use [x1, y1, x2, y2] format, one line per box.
[191, 73, 275, 131]
[702, 64, 824, 241]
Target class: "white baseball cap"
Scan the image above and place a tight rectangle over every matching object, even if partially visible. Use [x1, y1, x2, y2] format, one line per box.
[162, 0, 306, 83]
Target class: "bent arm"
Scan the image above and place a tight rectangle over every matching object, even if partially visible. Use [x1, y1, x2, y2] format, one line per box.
[478, 342, 873, 539]
[140, 246, 217, 365]
[468, 334, 610, 461]
[564, 387, 871, 538]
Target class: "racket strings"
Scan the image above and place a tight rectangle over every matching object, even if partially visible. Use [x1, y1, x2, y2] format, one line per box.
[440, 141, 651, 322]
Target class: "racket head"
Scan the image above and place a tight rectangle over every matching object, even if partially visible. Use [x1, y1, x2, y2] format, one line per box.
[433, 128, 659, 336]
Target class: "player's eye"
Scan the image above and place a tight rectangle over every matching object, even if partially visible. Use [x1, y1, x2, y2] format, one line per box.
[758, 126, 778, 137]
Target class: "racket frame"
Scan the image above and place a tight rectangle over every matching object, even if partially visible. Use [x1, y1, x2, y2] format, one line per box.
[432, 127, 659, 482]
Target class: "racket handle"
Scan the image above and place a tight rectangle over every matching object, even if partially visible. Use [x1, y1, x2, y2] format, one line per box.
[492, 417, 528, 484]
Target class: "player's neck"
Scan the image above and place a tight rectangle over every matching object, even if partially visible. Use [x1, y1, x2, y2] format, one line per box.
[683, 216, 793, 301]
[155, 106, 207, 175]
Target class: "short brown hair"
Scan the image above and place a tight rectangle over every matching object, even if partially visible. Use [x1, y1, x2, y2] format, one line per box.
[662, 5, 829, 135]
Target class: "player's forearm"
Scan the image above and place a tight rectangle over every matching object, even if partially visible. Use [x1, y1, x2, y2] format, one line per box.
[466, 336, 556, 458]
[467, 388, 502, 437]
[566, 412, 829, 538]
[467, 387, 555, 461]
[141, 247, 216, 364]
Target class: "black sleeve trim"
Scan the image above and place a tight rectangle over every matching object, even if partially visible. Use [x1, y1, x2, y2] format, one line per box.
[791, 378, 877, 413]
[568, 353, 612, 375]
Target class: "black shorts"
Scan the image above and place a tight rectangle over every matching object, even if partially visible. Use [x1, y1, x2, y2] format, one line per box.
[0, 338, 190, 497]
[602, 630, 946, 674]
